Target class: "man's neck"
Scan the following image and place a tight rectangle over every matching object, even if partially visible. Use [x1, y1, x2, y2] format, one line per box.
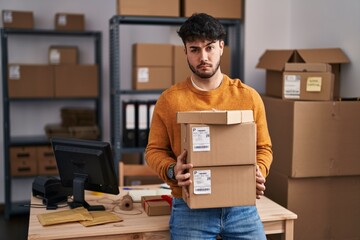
[191, 72, 223, 91]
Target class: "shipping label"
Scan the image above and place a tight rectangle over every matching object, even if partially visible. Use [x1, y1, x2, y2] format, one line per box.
[193, 170, 211, 195]
[284, 75, 301, 99]
[191, 126, 210, 152]
[137, 67, 149, 82]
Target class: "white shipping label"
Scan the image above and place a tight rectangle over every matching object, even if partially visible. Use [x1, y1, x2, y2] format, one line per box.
[193, 170, 211, 195]
[137, 68, 149, 83]
[3, 11, 13, 23]
[50, 49, 61, 64]
[191, 126, 210, 152]
[9, 65, 20, 80]
[58, 15, 67, 26]
[284, 75, 301, 99]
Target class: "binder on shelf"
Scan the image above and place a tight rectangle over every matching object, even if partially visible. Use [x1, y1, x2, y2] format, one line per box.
[137, 101, 149, 147]
[122, 100, 137, 148]
[147, 100, 157, 129]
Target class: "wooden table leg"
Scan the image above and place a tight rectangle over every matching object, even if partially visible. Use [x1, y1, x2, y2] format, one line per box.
[282, 219, 295, 240]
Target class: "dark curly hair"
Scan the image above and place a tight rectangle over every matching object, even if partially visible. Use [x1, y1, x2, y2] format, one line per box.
[177, 13, 226, 44]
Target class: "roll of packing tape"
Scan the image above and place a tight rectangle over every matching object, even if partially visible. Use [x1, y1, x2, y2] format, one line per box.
[120, 194, 133, 211]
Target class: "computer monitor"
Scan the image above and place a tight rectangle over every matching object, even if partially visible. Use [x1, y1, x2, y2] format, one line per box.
[51, 137, 119, 211]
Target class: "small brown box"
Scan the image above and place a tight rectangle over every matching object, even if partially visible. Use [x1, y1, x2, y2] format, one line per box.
[55, 13, 85, 31]
[54, 65, 98, 97]
[118, 0, 180, 17]
[133, 66, 172, 90]
[2, 10, 34, 29]
[141, 195, 172, 216]
[182, 0, 243, 19]
[183, 165, 256, 209]
[7, 64, 54, 98]
[37, 146, 58, 175]
[10, 146, 37, 176]
[49, 46, 78, 65]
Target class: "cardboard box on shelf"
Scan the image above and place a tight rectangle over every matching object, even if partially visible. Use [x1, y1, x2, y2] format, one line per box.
[54, 64, 98, 97]
[173, 45, 231, 84]
[117, 0, 180, 17]
[61, 107, 96, 126]
[256, 48, 350, 99]
[2, 10, 34, 29]
[178, 110, 256, 167]
[262, 96, 360, 177]
[141, 195, 172, 216]
[266, 170, 360, 240]
[182, 0, 243, 19]
[183, 165, 256, 209]
[37, 146, 58, 176]
[7, 64, 54, 98]
[55, 13, 85, 31]
[10, 146, 38, 177]
[133, 43, 173, 90]
[283, 63, 334, 101]
[49, 46, 78, 65]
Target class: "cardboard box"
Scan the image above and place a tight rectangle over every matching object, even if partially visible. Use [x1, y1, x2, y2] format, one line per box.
[178, 110, 255, 167]
[117, 0, 180, 17]
[283, 63, 335, 100]
[173, 45, 231, 84]
[182, 0, 243, 19]
[54, 65, 98, 97]
[2, 10, 34, 29]
[266, 170, 360, 240]
[262, 96, 360, 177]
[37, 146, 58, 175]
[10, 146, 37, 176]
[256, 48, 350, 99]
[49, 46, 78, 65]
[133, 43, 173, 90]
[177, 110, 253, 124]
[61, 107, 96, 126]
[133, 67, 172, 90]
[55, 13, 85, 31]
[141, 195, 172, 216]
[183, 165, 256, 209]
[7, 64, 54, 98]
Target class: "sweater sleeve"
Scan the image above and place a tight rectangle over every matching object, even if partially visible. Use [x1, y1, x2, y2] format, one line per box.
[145, 94, 178, 187]
[252, 91, 273, 177]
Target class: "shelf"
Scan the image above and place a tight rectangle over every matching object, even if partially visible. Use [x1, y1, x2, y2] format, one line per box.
[1, 28, 100, 37]
[10, 135, 50, 146]
[116, 89, 163, 95]
[1, 28, 103, 219]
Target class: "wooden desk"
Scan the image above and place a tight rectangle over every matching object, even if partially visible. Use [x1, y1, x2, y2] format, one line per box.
[28, 186, 297, 240]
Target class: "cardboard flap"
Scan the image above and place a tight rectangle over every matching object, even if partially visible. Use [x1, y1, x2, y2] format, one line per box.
[284, 63, 332, 72]
[177, 110, 254, 124]
[256, 50, 295, 71]
[297, 48, 350, 64]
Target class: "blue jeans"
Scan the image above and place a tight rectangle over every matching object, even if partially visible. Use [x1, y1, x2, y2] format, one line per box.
[169, 198, 266, 240]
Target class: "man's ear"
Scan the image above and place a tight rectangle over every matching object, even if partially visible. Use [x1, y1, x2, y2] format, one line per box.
[219, 40, 224, 56]
[183, 46, 187, 54]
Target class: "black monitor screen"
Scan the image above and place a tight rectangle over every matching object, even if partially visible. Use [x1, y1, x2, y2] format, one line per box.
[51, 137, 119, 210]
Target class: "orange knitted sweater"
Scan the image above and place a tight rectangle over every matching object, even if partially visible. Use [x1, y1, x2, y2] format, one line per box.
[145, 75, 273, 198]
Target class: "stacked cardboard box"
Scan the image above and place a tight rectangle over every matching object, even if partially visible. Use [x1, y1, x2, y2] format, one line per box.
[54, 13, 85, 31]
[133, 43, 173, 90]
[260, 88, 360, 239]
[182, 0, 243, 19]
[10, 146, 58, 177]
[257, 48, 349, 100]
[117, 0, 180, 17]
[177, 110, 256, 209]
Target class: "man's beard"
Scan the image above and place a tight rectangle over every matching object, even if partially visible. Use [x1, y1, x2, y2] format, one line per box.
[188, 59, 221, 79]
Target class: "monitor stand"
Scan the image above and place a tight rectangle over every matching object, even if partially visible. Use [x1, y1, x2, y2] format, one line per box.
[69, 175, 105, 211]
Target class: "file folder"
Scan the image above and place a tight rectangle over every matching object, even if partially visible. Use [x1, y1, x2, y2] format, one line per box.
[122, 101, 136, 147]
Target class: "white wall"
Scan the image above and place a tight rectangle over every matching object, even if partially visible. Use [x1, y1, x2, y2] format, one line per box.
[1, 0, 360, 203]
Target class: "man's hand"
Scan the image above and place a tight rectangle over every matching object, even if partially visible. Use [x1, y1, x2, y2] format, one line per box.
[174, 150, 193, 198]
[256, 165, 266, 199]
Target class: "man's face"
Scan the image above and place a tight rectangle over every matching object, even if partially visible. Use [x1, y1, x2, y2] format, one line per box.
[185, 39, 224, 79]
